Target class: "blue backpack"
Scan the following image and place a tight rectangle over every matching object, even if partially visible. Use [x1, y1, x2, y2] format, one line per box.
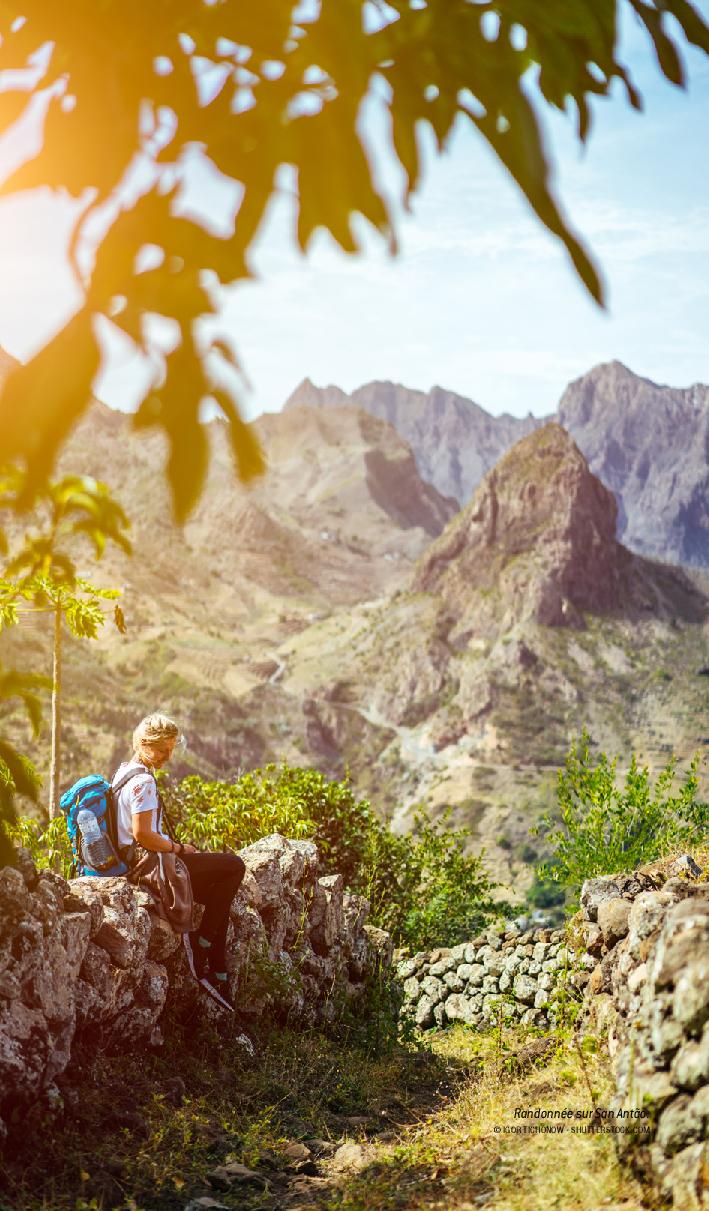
[60, 766, 144, 878]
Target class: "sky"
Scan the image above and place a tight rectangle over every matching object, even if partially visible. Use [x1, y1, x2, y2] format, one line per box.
[0, 7, 708, 421]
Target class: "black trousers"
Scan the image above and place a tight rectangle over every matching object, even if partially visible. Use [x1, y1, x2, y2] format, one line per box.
[181, 851, 245, 970]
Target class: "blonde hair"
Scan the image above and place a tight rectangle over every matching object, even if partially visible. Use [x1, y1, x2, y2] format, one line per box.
[132, 713, 181, 766]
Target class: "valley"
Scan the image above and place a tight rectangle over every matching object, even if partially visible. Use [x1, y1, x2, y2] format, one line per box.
[1, 350, 707, 897]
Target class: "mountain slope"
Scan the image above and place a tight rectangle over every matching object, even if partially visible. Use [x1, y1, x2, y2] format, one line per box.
[0, 380, 457, 785]
[250, 425, 708, 883]
[557, 360, 709, 566]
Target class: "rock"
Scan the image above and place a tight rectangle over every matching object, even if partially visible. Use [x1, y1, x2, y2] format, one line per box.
[457, 963, 484, 986]
[281, 1142, 312, 1165]
[0, 866, 30, 926]
[585, 951, 615, 997]
[652, 899, 709, 990]
[12, 847, 39, 890]
[414, 994, 436, 1029]
[402, 976, 420, 1000]
[580, 878, 621, 923]
[208, 1162, 268, 1190]
[444, 994, 478, 1025]
[672, 961, 709, 1034]
[580, 872, 658, 923]
[482, 952, 505, 977]
[656, 1094, 703, 1155]
[330, 1142, 374, 1173]
[443, 970, 464, 993]
[659, 1141, 708, 1211]
[582, 922, 605, 957]
[512, 974, 537, 1005]
[432, 1000, 446, 1028]
[667, 854, 703, 880]
[362, 925, 393, 968]
[650, 1004, 686, 1060]
[597, 897, 631, 945]
[240, 838, 285, 910]
[0, 969, 21, 1000]
[429, 956, 456, 976]
[420, 976, 444, 1005]
[629, 1069, 677, 1112]
[37, 870, 71, 897]
[185, 1199, 229, 1210]
[148, 917, 180, 962]
[671, 1025, 709, 1091]
[396, 957, 423, 980]
[627, 962, 648, 994]
[498, 970, 512, 994]
[65, 879, 105, 937]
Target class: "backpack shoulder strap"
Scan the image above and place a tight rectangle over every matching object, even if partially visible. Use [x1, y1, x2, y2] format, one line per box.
[112, 763, 153, 794]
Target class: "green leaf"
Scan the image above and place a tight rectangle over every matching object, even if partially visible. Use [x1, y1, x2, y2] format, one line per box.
[0, 0, 706, 515]
[0, 312, 100, 500]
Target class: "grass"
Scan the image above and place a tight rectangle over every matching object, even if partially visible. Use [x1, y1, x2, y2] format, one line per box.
[320, 1026, 649, 1211]
[0, 1003, 653, 1211]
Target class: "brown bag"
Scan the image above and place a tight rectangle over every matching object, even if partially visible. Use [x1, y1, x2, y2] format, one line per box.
[128, 849, 194, 934]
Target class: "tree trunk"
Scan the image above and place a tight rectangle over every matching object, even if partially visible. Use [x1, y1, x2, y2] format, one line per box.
[48, 605, 62, 819]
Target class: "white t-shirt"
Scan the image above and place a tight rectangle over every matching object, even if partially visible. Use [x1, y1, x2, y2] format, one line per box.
[112, 762, 170, 849]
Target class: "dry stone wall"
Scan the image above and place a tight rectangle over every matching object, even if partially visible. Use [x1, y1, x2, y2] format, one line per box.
[577, 863, 709, 1211]
[397, 857, 708, 1209]
[396, 923, 591, 1030]
[0, 833, 390, 1144]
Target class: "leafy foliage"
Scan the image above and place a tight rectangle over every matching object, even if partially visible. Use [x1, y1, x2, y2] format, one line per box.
[162, 764, 501, 949]
[0, 1, 707, 518]
[3, 474, 131, 576]
[6, 814, 72, 878]
[532, 731, 708, 902]
[0, 665, 45, 865]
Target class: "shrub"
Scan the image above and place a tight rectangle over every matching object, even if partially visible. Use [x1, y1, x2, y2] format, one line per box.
[531, 732, 707, 904]
[525, 871, 566, 911]
[162, 765, 501, 950]
[7, 815, 73, 879]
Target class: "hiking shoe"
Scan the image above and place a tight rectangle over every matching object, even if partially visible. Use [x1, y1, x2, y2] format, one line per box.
[199, 973, 235, 1013]
[183, 931, 210, 980]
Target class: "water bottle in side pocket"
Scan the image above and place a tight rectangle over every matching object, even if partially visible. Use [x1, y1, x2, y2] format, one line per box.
[76, 809, 117, 872]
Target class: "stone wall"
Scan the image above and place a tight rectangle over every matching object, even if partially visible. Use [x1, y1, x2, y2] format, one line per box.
[0, 833, 390, 1143]
[396, 922, 590, 1030]
[577, 863, 709, 1211]
[397, 858, 708, 1209]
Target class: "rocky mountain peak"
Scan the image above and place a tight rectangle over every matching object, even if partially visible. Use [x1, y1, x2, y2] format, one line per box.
[284, 378, 350, 410]
[558, 362, 709, 565]
[413, 422, 627, 631]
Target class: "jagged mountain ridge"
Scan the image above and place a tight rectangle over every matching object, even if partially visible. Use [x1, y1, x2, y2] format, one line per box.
[287, 361, 709, 568]
[285, 377, 547, 507]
